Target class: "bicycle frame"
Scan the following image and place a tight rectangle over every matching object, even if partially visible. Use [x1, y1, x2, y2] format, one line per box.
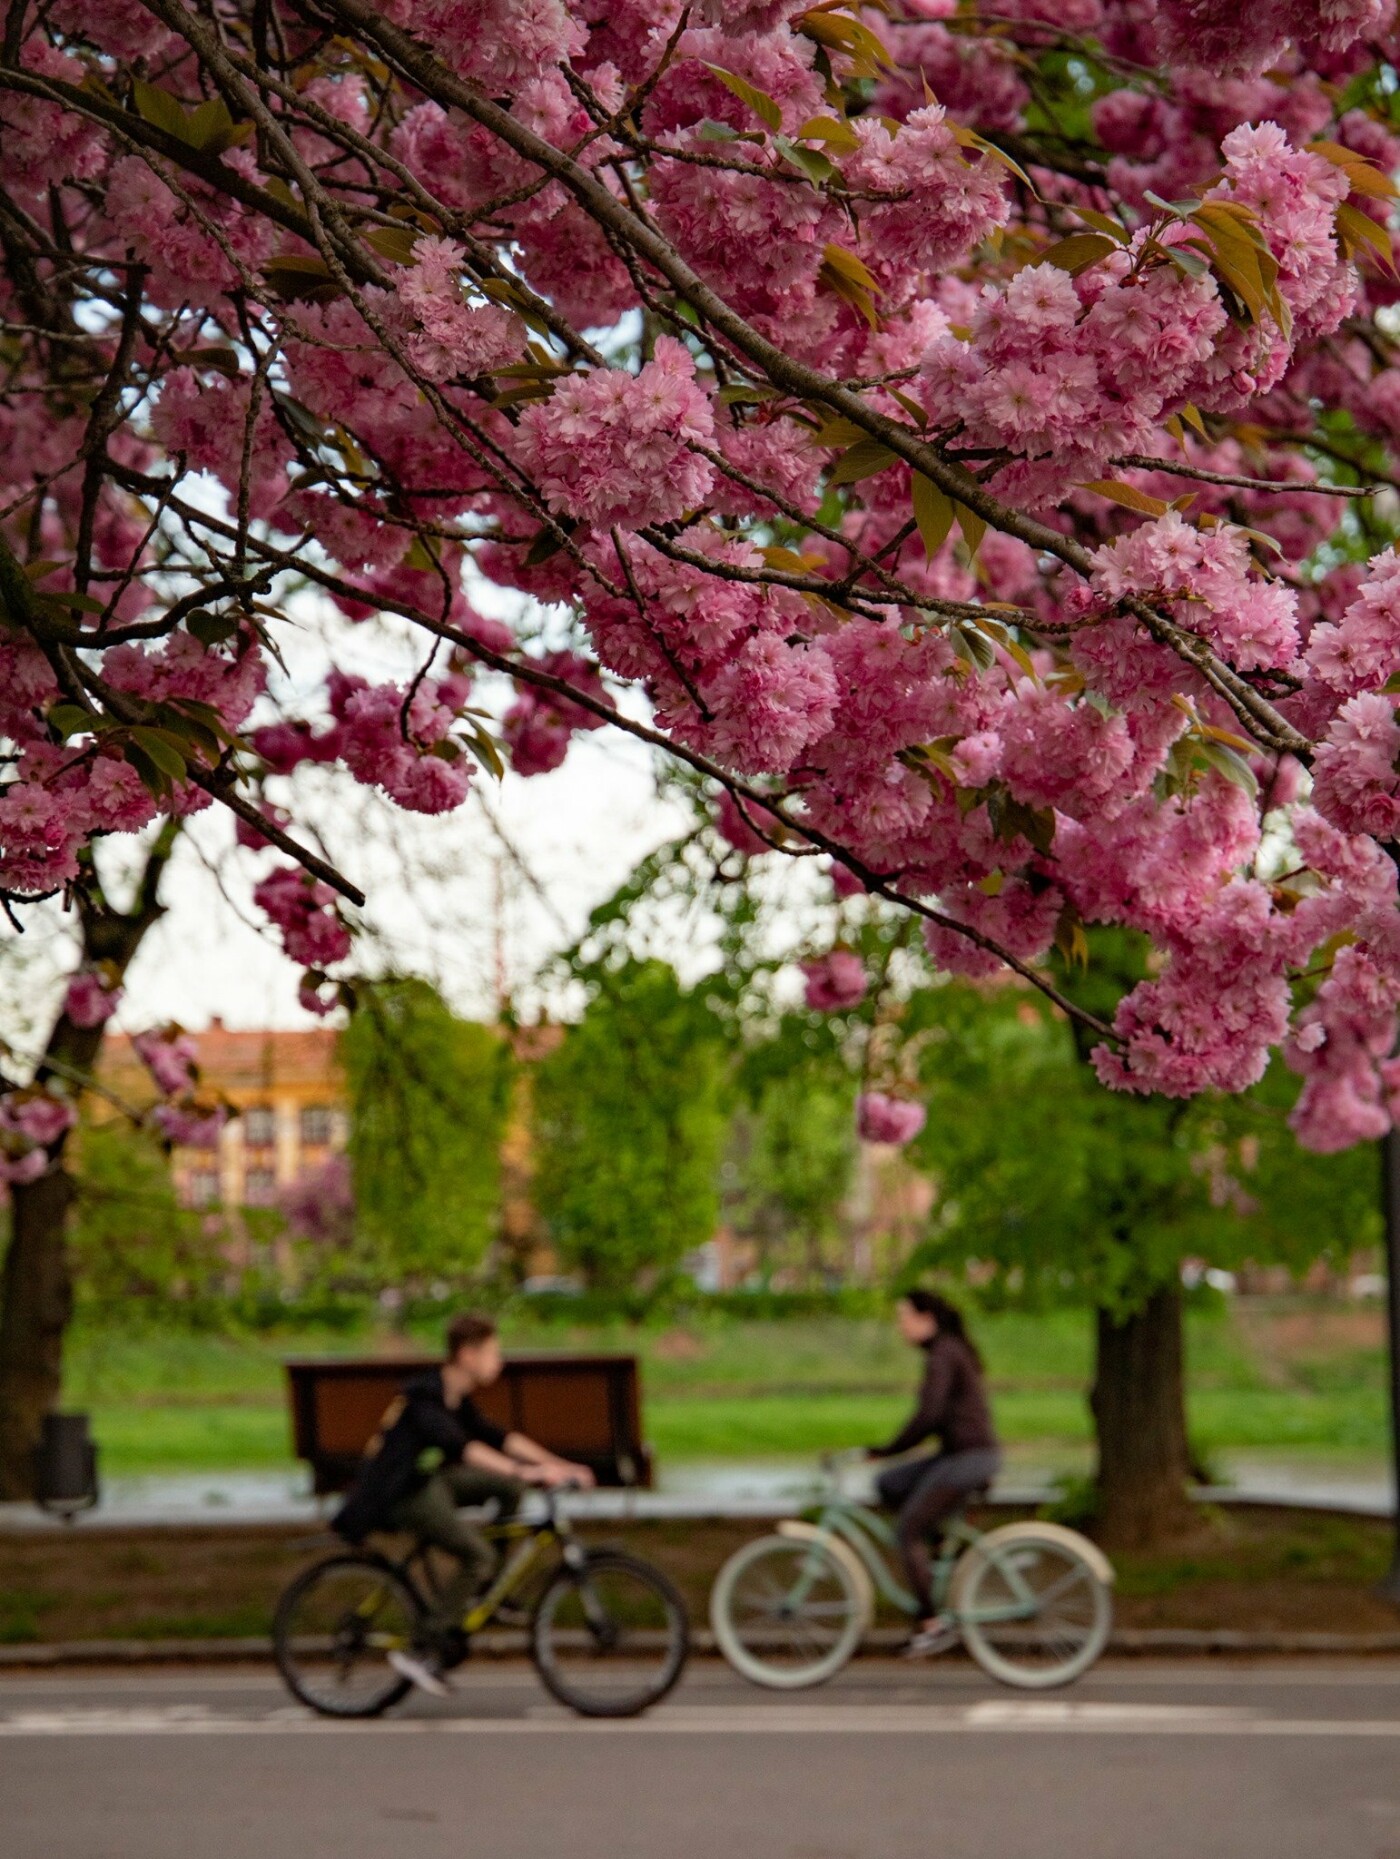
[802, 1495, 1047, 1628]
[397, 1493, 588, 1636]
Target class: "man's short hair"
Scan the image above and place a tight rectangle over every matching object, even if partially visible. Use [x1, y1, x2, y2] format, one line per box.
[445, 1312, 498, 1359]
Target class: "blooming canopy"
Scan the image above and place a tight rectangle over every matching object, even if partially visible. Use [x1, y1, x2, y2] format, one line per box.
[4, 0, 1400, 1153]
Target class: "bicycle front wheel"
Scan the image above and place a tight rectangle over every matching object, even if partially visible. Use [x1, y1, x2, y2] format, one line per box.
[710, 1533, 866, 1691]
[953, 1528, 1112, 1690]
[273, 1553, 421, 1718]
[531, 1550, 689, 1718]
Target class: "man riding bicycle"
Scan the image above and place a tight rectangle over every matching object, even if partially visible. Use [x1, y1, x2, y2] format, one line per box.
[332, 1312, 595, 1695]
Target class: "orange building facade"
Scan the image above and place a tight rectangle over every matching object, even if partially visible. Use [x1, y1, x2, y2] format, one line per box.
[99, 1019, 347, 1209]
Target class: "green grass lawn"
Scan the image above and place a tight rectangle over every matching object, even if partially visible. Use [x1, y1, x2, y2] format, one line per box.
[61, 1301, 1393, 1476]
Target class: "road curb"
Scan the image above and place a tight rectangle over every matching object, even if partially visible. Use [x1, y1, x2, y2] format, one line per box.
[7, 1627, 1400, 1669]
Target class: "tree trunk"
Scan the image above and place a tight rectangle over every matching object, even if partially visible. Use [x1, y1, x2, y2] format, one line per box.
[0, 830, 175, 1498]
[0, 1165, 77, 1497]
[1090, 1283, 1196, 1548]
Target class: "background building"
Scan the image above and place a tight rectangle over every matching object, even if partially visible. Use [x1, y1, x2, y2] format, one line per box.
[99, 1019, 347, 1210]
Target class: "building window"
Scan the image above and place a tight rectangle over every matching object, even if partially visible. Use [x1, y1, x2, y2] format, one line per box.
[187, 1169, 220, 1209]
[244, 1105, 276, 1148]
[300, 1104, 333, 1147]
[244, 1167, 278, 1207]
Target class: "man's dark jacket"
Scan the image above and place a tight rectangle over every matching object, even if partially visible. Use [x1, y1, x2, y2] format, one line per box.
[333, 1368, 508, 1544]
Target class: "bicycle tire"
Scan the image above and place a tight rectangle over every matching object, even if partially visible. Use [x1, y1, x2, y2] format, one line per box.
[710, 1532, 866, 1691]
[951, 1525, 1112, 1690]
[273, 1552, 421, 1718]
[530, 1550, 689, 1718]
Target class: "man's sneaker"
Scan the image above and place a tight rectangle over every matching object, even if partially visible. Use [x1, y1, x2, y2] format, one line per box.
[901, 1616, 960, 1660]
[388, 1648, 452, 1698]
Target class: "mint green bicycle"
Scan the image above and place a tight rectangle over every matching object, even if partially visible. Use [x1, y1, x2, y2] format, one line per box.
[710, 1450, 1114, 1691]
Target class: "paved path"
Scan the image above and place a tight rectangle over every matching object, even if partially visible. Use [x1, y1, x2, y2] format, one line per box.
[7, 1662, 1400, 1858]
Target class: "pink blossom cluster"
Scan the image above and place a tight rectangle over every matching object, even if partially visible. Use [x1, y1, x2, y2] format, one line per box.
[133, 1028, 200, 1098]
[514, 338, 715, 533]
[713, 789, 785, 857]
[1152, 0, 1391, 75]
[1091, 511, 1300, 673]
[801, 950, 868, 1012]
[64, 968, 123, 1029]
[253, 668, 476, 815]
[252, 867, 353, 969]
[391, 239, 524, 383]
[7, 0, 1400, 1162]
[501, 652, 612, 778]
[857, 1092, 928, 1146]
[0, 1085, 75, 1185]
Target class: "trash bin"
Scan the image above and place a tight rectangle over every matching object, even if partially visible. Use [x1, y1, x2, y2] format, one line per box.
[34, 1411, 99, 1519]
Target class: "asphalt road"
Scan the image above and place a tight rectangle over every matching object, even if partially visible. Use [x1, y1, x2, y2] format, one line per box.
[8, 1661, 1400, 1859]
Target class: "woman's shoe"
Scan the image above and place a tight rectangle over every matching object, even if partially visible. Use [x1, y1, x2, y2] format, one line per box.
[901, 1616, 960, 1659]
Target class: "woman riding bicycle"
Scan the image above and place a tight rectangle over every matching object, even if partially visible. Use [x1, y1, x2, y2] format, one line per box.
[868, 1290, 1001, 1657]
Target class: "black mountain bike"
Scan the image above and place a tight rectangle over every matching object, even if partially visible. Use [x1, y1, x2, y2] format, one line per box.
[273, 1486, 688, 1719]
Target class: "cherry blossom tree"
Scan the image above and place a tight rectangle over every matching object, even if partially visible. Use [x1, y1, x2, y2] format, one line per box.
[3, 0, 1400, 1489]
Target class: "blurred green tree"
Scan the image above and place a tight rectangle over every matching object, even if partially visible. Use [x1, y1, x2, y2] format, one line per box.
[727, 1021, 858, 1286]
[533, 960, 730, 1291]
[902, 940, 1379, 1544]
[68, 1117, 212, 1306]
[343, 979, 509, 1283]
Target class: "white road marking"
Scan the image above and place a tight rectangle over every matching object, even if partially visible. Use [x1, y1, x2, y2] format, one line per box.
[4, 1700, 1400, 1737]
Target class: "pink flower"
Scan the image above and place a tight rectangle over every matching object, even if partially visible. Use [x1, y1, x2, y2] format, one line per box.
[134, 1029, 200, 1097]
[0, 1092, 75, 1148]
[714, 789, 784, 857]
[1311, 693, 1400, 839]
[253, 867, 353, 968]
[857, 1092, 927, 1145]
[64, 970, 122, 1029]
[514, 338, 714, 532]
[151, 1102, 228, 1149]
[802, 950, 869, 1012]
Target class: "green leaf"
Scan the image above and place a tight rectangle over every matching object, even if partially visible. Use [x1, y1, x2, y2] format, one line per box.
[1071, 207, 1130, 246]
[123, 742, 168, 798]
[820, 243, 880, 292]
[911, 472, 955, 557]
[1079, 478, 1171, 518]
[129, 727, 188, 782]
[186, 609, 239, 648]
[796, 114, 860, 155]
[186, 96, 253, 156]
[773, 135, 835, 184]
[955, 502, 986, 558]
[131, 78, 190, 142]
[181, 346, 241, 380]
[524, 526, 567, 567]
[701, 64, 782, 132]
[828, 438, 897, 486]
[47, 704, 94, 739]
[461, 719, 505, 779]
[1194, 738, 1259, 797]
[261, 253, 342, 303]
[1039, 233, 1117, 276]
[365, 224, 421, 266]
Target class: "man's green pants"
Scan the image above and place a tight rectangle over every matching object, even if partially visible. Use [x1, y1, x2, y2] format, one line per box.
[387, 1466, 523, 1634]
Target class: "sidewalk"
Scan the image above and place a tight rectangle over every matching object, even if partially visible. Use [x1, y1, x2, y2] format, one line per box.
[3, 1456, 1395, 1533]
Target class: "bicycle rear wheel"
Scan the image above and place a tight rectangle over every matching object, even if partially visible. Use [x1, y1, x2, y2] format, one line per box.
[274, 1554, 421, 1718]
[709, 1534, 866, 1690]
[531, 1550, 688, 1718]
[953, 1528, 1112, 1690]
